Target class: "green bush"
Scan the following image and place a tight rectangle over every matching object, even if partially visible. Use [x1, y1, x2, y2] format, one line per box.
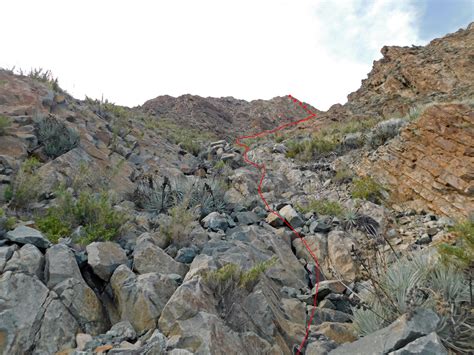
[36, 189, 127, 244]
[351, 176, 386, 204]
[203, 257, 278, 294]
[9, 158, 42, 209]
[160, 201, 197, 247]
[438, 219, 474, 271]
[0, 115, 11, 135]
[36, 117, 80, 158]
[0, 208, 16, 231]
[366, 118, 406, 149]
[296, 199, 345, 217]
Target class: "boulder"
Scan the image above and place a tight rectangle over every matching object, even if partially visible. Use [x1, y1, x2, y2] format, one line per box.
[86, 241, 128, 281]
[133, 240, 188, 277]
[327, 231, 359, 282]
[111, 265, 179, 334]
[0, 271, 79, 354]
[329, 308, 440, 355]
[389, 332, 448, 355]
[266, 212, 284, 227]
[5, 225, 51, 249]
[314, 322, 358, 345]
[0, 244, 17, 272]
[201, 212, 229, 231]
[234, 211, 260, 225]
[279, 205, 304, 228]
[4, 243, 44, 279]
[105, 321, 137, 342]
[175, 247, 197, 264]
[44, 244, 83, 288]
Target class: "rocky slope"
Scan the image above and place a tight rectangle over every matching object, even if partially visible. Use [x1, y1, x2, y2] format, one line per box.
[0, 23, 472, 355]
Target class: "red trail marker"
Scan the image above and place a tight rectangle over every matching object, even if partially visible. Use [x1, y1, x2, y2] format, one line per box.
[235, 94, 321, 354]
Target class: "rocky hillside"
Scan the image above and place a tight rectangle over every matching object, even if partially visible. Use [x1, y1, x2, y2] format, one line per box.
[0, 24, 472, 355]
[320, 22, 474, 122]
[141, 94, 320, 138]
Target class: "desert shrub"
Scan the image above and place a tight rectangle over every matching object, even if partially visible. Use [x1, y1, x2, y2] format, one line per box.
[36, 189, 127, 244]
[333, 168, 354, 183]
[9, 158, 42, 208]
[366, 118, 406, 149]
[203, 257, 278, 295]
[286, 136, 339, 161]
[28, 68, 60, 91]
[351, 176, 386, 204]
[134, 175, 228, 217]
[296, 198, 345, 217]
[36, 116, 80, 158]
[160, 201, 197, 247]
[438, 219, 474, 271]
[352, 253, 472, 353]
[0, 115, 11, 135]
[0, 208, 16, 231]
[342, 210, 380, 237]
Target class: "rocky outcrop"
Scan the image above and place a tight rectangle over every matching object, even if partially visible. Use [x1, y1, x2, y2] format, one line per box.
[323, 23, 474, 121]
[358, 104, 473, 219]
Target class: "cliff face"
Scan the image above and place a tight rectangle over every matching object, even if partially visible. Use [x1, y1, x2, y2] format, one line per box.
[323, 23, 474, 122]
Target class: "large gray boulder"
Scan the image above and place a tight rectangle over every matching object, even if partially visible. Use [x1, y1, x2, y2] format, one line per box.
[133, 239, 188, 277]
[0, 244, 17, 272]
[0, 271, 79, 354]
[5, 225, 52, 249]
[86, 241, 128, 281]
[329, 309, 440, 355]
[45, 244, 108, 334]
[389, 332, 448, 355]
[4, 243, 44, 279]
[201, 212, 230, 231]
[111, 264, 179, 334]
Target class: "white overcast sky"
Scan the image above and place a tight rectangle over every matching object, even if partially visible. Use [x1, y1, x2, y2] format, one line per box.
[0, 0, 472, 110]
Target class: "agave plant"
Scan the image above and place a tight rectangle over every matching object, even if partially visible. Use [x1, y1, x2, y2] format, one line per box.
[343, 210, 380, 237]
[36, 116, 80, 158]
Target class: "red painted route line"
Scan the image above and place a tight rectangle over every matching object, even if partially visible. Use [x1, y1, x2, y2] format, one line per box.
[235, 94, 321, 355]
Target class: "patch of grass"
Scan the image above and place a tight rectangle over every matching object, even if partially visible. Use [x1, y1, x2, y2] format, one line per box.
[160, 200, 197, 247]
[0, 115, 11, 135]
[0, 208, 16, 231]
[213, 160, 226, 170]
[36, 189, 128, 244]
[203, 257, 278, 294]
[351, 176, 386, 204]
[333, 168, 354, 183]
[9, 158, 42, 209]
[239, 257, 278, 290]
[438, 219, 474, 271]
[296, 198, 346, 217]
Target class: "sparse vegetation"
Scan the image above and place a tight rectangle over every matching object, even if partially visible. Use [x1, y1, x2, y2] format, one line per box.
[160, 200, 197, 247]
[0, 115, 11, 135]
[0, 208, 16, 231]
[296, 198, 346, 217]
[27, 68, 60, 91]
[366, 118, 406, 149]
[333, 168, 354, 183]
[352, 253, 472, 353]
[203, 257, 278, 295]
[36, 116, 80, 158]
[351, 176, 386, 204]
[134, 175, 228, 218]
[36, 188, 128, 244]
[9, 158, 42, 209]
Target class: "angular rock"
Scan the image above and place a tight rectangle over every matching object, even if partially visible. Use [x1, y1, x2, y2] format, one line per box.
[4, 243, 44, 279]
[314, 322, 358, 345]
[201, 212, 229, 231]
[0, 271, 79, 354]
[279, 205, 304, 228]
[329, 308, 440, 355]
[133, 240, 188, 277]
[111, 265, 179, 334]
[265, 212, 284, 227]
[5, 225, 51, 249]
[234, 211, 260, 225]
[175, 247, 197, 264]
[310, 220, 332, 233]
[389, 332, 448, 355]
[45, 244, 83, 288]
[105, 321, 137, 342]
[327, 231, 359, 282]
[0, 244, 17, 272]
[86, 241, 128, 281]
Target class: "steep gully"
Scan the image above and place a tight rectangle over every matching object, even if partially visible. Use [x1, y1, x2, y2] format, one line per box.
[235, 95, 320, 354]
